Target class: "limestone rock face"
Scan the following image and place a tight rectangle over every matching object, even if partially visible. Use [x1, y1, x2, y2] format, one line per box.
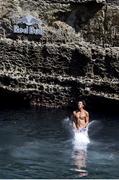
[0, 0, 119, 108]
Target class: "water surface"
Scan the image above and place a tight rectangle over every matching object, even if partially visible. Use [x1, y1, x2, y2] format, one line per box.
[0, 107, 118, 178]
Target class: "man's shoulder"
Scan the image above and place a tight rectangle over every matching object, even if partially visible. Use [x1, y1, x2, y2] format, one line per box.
[84, 110, 89, 115]
[73, 110, 79, 113]
[73, 110, 80, 116]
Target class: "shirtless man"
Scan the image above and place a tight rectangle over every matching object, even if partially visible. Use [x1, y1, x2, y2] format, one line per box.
[73, 100, 89, 131]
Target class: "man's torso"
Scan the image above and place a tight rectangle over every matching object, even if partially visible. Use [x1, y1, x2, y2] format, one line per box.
[75, 111, 87, 128]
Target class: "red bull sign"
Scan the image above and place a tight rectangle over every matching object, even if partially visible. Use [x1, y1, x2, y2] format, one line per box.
[13, 15, 43, 36]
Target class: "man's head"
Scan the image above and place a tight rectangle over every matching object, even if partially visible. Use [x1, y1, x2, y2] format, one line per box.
[78, 100, 86, 110]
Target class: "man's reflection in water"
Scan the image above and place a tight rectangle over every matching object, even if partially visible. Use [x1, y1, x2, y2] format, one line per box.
[72, 145, 88, 177]
[72, 133, 89, 177]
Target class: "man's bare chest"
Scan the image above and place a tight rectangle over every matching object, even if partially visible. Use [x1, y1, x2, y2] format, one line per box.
[77, 112, 86, 120]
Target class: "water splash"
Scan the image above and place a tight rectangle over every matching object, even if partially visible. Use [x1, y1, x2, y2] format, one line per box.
[63, 117, 90, 177]
[62, 117, 90, 148]
[62, 117, 103, 147]
[71, 125, 89, 177]
[73, 128, 90, 149]
[63, 117, 103, 178]
[87, 120, 103, 137]
[62, 117, 72, 128]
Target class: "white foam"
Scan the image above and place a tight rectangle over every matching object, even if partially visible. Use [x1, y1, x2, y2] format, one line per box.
[74, 128, 90, 143]
[72, 128, 90, 151]
[62, 117, 90, 143]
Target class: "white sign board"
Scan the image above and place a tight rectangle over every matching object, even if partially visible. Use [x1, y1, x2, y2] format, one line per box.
[13, 15, 43, 36]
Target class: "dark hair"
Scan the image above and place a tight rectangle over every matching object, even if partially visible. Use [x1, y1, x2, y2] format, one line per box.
[82, 100, 86, 107]
[78, 100, 86, 108]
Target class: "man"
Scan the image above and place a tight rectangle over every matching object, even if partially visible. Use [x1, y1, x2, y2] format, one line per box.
[72, 100, 89, 132]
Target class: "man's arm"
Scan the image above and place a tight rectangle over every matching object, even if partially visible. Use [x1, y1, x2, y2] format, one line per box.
[73, 111, 77, 117]
[85, 111, 89, 128]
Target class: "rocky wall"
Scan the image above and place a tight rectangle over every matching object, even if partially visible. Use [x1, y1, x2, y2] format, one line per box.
[0, 38, 119, 108]
[0, 0, 119, 108]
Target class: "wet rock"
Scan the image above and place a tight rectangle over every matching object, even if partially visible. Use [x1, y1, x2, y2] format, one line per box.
[0, 0, 119, 108]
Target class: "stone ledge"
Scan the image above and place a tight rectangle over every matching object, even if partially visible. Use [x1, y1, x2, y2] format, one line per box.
[43, 0, 106, 3]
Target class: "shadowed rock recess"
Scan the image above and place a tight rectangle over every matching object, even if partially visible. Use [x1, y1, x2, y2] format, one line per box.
[0, 0, 119, 109]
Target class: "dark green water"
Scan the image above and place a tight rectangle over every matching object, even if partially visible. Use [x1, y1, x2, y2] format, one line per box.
[0, 107, 118, 178]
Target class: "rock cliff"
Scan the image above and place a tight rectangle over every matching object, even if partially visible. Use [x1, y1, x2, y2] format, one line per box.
[0, 0, 119, 109]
